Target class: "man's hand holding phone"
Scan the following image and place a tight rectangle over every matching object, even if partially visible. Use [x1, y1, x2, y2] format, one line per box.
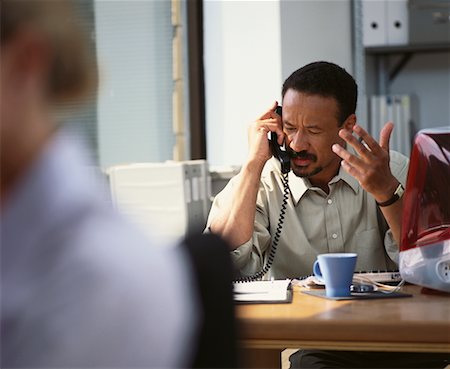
[209, 101, 286, 248]
[247, 101, 284, 170]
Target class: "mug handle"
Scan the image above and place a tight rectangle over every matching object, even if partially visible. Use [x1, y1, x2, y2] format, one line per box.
[313, 260, 323, 282]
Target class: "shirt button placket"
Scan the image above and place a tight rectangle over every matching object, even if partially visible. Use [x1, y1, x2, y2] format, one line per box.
[325, 196, 343, 252]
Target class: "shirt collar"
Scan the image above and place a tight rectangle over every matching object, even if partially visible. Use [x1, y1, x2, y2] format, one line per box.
[287, 145, 360, 205]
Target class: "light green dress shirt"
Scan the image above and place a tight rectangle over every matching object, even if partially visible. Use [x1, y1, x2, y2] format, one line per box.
[207, 150, 409, 279]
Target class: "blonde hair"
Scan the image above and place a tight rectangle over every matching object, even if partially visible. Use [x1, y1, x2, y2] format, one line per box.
[1, 0, 98, 103]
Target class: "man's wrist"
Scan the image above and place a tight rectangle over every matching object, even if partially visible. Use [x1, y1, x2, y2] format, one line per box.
[376, 182, 405, 207]
[243, 157, 266, 175]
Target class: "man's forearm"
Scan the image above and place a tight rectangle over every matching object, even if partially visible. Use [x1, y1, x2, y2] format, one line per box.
[209, 161, 264, 249]
[380, 198, 403, 247]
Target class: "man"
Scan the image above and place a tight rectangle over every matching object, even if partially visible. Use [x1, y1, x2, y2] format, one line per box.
[208, 61, 405, 279]
[1, 1, 201, 367]
[207, 61, 448, 368]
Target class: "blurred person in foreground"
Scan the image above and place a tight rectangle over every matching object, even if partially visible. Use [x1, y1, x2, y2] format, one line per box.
[1, 1, 201, 367]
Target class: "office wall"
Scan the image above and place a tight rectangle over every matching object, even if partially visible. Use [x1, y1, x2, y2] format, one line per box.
[389, 53, 450, 132]
[203, 1, 283, 167]
[204, 0, 353, 167]
[279, 0, 353, 81]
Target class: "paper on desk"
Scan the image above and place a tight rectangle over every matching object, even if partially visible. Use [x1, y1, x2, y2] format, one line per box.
[233, 279, 291, 302]
[292, 276, 325, 289]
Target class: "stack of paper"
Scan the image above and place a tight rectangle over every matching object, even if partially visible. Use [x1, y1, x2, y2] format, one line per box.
[233, 279, 292, 304]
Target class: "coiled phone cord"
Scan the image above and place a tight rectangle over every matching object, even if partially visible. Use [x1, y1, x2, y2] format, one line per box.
[234, 172, 290, 283]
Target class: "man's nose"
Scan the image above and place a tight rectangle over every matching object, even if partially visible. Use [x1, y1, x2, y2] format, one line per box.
[289, 131, 309, 152]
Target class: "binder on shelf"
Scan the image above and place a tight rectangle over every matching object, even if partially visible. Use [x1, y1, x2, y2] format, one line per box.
[369, 94, 412, 156]
[369, 95, 380, 141]
[362, 0, 387, 47]
[182, 160, 212, 233]
[400, 95, 412, 155]
[378, 95, 387, 140]
[107, 160, 211, 242]
[393, 95, 403, 153]
[387, 0, 409, 45]
[386, 95, 394, 136]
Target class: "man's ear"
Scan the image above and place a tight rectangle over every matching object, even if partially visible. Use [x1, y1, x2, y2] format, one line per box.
[342, 114, 356, 132]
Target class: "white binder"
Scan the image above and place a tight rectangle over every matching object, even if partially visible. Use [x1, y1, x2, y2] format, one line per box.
[362, 0, 387, 47]
[181, 159, 212, 233]
[386, 0, 409, 45]
[369, 94, 412, 156]
[392, 95, 403, 153]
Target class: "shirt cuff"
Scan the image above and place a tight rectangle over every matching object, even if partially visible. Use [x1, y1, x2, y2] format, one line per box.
[384, 229, 399, 265]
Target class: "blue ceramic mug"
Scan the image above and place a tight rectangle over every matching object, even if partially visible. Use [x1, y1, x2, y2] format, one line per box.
[313, 253, 357, 297]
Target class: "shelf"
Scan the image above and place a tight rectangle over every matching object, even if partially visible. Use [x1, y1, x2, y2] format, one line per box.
[352, 0, 450, 126]
[365, 42, 450, 55]
[365, 42, 450, 89]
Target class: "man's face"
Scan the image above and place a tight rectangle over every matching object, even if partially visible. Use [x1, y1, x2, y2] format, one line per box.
[282, 89, 352, 186]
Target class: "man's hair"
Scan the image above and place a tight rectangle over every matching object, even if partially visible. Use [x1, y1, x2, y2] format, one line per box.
[0, 0, 98, 103]
[282, 61, 357, 125]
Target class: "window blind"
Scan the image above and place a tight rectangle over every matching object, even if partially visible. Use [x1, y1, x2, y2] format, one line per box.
[95, 0, 174, 169]
[60, 0, 179, 169]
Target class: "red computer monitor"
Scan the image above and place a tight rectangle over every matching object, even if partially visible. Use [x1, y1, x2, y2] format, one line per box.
[400, 127, 450, 292]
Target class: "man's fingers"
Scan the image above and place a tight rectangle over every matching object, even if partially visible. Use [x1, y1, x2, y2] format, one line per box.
[332, 143, 365, 168]
[258, 118, 280, 131]
[257, 101, 279, 120]
[379, 122, 394, 151]
[351, 124, 385, 155]
[338, 128, 373, 159]
[255, 118, 284, 144]
[340, 159, 362, 180]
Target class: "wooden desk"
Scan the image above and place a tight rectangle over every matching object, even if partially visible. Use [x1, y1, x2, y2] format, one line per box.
[236, 285, 450, 368]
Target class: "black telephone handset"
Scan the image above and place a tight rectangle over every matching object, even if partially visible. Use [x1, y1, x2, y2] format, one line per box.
[234, 106, 290, 283]
[270, 106, 290, 174]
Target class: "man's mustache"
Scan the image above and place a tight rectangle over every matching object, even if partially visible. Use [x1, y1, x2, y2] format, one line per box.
[287, 148, 317, 161]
